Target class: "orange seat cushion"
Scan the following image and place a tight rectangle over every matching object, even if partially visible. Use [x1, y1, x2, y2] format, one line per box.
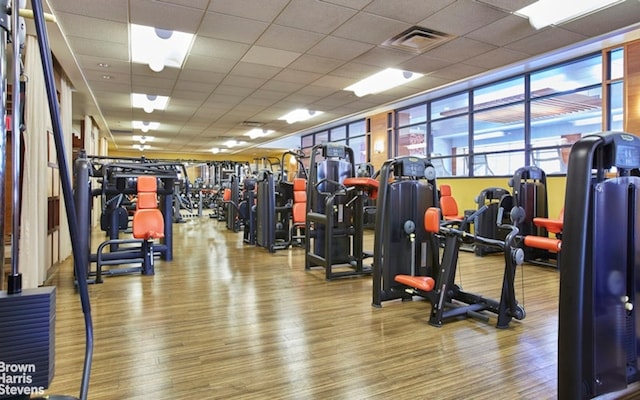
[394, 275, 435, 292]
[343, 177, 379, 200]
[133, 209, 165, 240]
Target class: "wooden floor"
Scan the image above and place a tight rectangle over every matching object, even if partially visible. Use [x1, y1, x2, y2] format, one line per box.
[41, 217, 637, 400]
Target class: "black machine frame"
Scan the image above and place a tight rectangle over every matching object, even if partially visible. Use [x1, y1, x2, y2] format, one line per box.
[304, 143, 373, 280]
[558, 131, 640, 399]
[371, 155, 440, 306]
[76, 155, 178, 283]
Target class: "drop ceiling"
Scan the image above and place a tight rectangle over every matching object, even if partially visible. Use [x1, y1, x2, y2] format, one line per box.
[37, 0, 640, 157]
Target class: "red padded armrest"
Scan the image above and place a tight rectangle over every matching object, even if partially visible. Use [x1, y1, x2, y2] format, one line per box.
[343, 177, 379, 200]
[532, 217, 563, 234]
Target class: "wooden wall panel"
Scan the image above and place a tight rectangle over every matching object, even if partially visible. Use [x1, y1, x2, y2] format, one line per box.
[626, 40, 640, 134]
[368, 112, 391, 169]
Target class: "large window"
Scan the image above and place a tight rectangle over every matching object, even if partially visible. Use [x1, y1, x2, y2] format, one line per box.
[300, 119, 368, 168]
[394, 51, 619, 178]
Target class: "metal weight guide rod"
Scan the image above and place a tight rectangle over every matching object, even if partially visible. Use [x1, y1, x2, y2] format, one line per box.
[33, 0, 93, 397]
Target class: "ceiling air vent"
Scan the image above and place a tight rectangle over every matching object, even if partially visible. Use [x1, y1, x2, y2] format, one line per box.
[382, 26, 455, 54]
[241, 121, 263, 127]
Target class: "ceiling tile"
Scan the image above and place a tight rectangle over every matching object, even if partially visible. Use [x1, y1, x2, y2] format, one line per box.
[332, 12, 412, 45]
[364, 0, 455, 24]
[156, 0, 210, 10]
[504, 28, 588, 56]
[273, 69, 323, 84]
[190, 37, 251, 60]
[55, 13, 128, 43]
[398, 54, 453, 75]
[199, 12, 269, 43]
[231, 62, 283, 80]
[464, 47, 530, 70]
[425, 37, 498, 64]
[418, 0, 511, 37]
[208, 0, 290, 22]
[307, 36, 374, 61]
[429, 63, 485, 81]
[288, 55, 345, 74]
[256, 25, 325, 53]
[66, 36, 129, 60]
[182, 55, 237, 74]
[274, 0, 358, 34]
[353, 47, 417, 68]
[466, 15, 537, 47]
[474, 0, 535, 12]
[48, 0, 129, 22]
[241, 46, 302, 68]
[560, 1, 640, 38]
[130, 0, 204, 33]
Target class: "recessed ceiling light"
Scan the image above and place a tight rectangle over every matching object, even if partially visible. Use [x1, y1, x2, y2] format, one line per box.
[132, 121, 160, 132]
[278, 109, 324, 124]
[245, 128, 274, 139]
[515, 0, 624, 29]
[102, 75, 112, 80]
[131, 93, 169, 113]
[344, 68, 423, 97]
[98, 62, 110, 68]
[130, 24, 194, 72]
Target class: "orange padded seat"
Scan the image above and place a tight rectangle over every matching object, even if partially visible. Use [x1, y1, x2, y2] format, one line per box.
[132, 176, 164, 240]
[532, 208, 564, 235]
[343, 177, 379, 200]
[394, 275, 436, 292]
[440, 184, 463, 220]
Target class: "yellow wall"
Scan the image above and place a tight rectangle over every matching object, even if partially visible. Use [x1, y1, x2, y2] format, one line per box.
[109, 149, 256, 162]
[437, 175, 566, 219]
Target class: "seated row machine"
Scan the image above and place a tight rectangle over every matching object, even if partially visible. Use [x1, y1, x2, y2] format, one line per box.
[304, 143, 378, 280]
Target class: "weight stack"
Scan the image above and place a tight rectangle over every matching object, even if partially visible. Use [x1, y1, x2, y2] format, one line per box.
[0, 286, 56, 399]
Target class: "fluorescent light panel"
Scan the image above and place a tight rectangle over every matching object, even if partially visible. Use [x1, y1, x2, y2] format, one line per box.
[130, 24, 193, 72]
[516, 0, 624, 29]
[345, 68, 423, 97]
[279, 109, 324, 124]
[132, 121, 160, 132]
[245, 128, 274, 139]
[132, 93, 169, 113]
[224, 140, 247, 148]
[132, 135, 154, 143]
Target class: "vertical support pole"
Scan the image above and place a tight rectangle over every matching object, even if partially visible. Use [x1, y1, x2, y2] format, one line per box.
[0, 1, 9, 291]
[31, 1, 93, 398]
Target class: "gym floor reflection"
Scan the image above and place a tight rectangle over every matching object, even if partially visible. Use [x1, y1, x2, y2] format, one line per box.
[42, 217, 636, 399]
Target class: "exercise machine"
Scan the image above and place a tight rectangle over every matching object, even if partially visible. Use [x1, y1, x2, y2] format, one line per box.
[372, 156, 440, 306]
[473, 187, 511, 256]
[77, 156, 178, 283]
[394, 204, 526, 328]
[508, 166, 555, 266]
[305, 143, 377, 280]
[558, 131, 640, 399]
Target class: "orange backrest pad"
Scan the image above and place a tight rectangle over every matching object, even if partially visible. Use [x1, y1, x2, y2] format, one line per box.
[293, 178, 307, 204]
[292, 178, 307, 224]
[223, 188, 231, 202]
[439, 184, 461, 220]
[137, 175, 157, 192]
[424, 207, 441, 233]
[440, 184, 452, 197]
[137, 192, 158, 210]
